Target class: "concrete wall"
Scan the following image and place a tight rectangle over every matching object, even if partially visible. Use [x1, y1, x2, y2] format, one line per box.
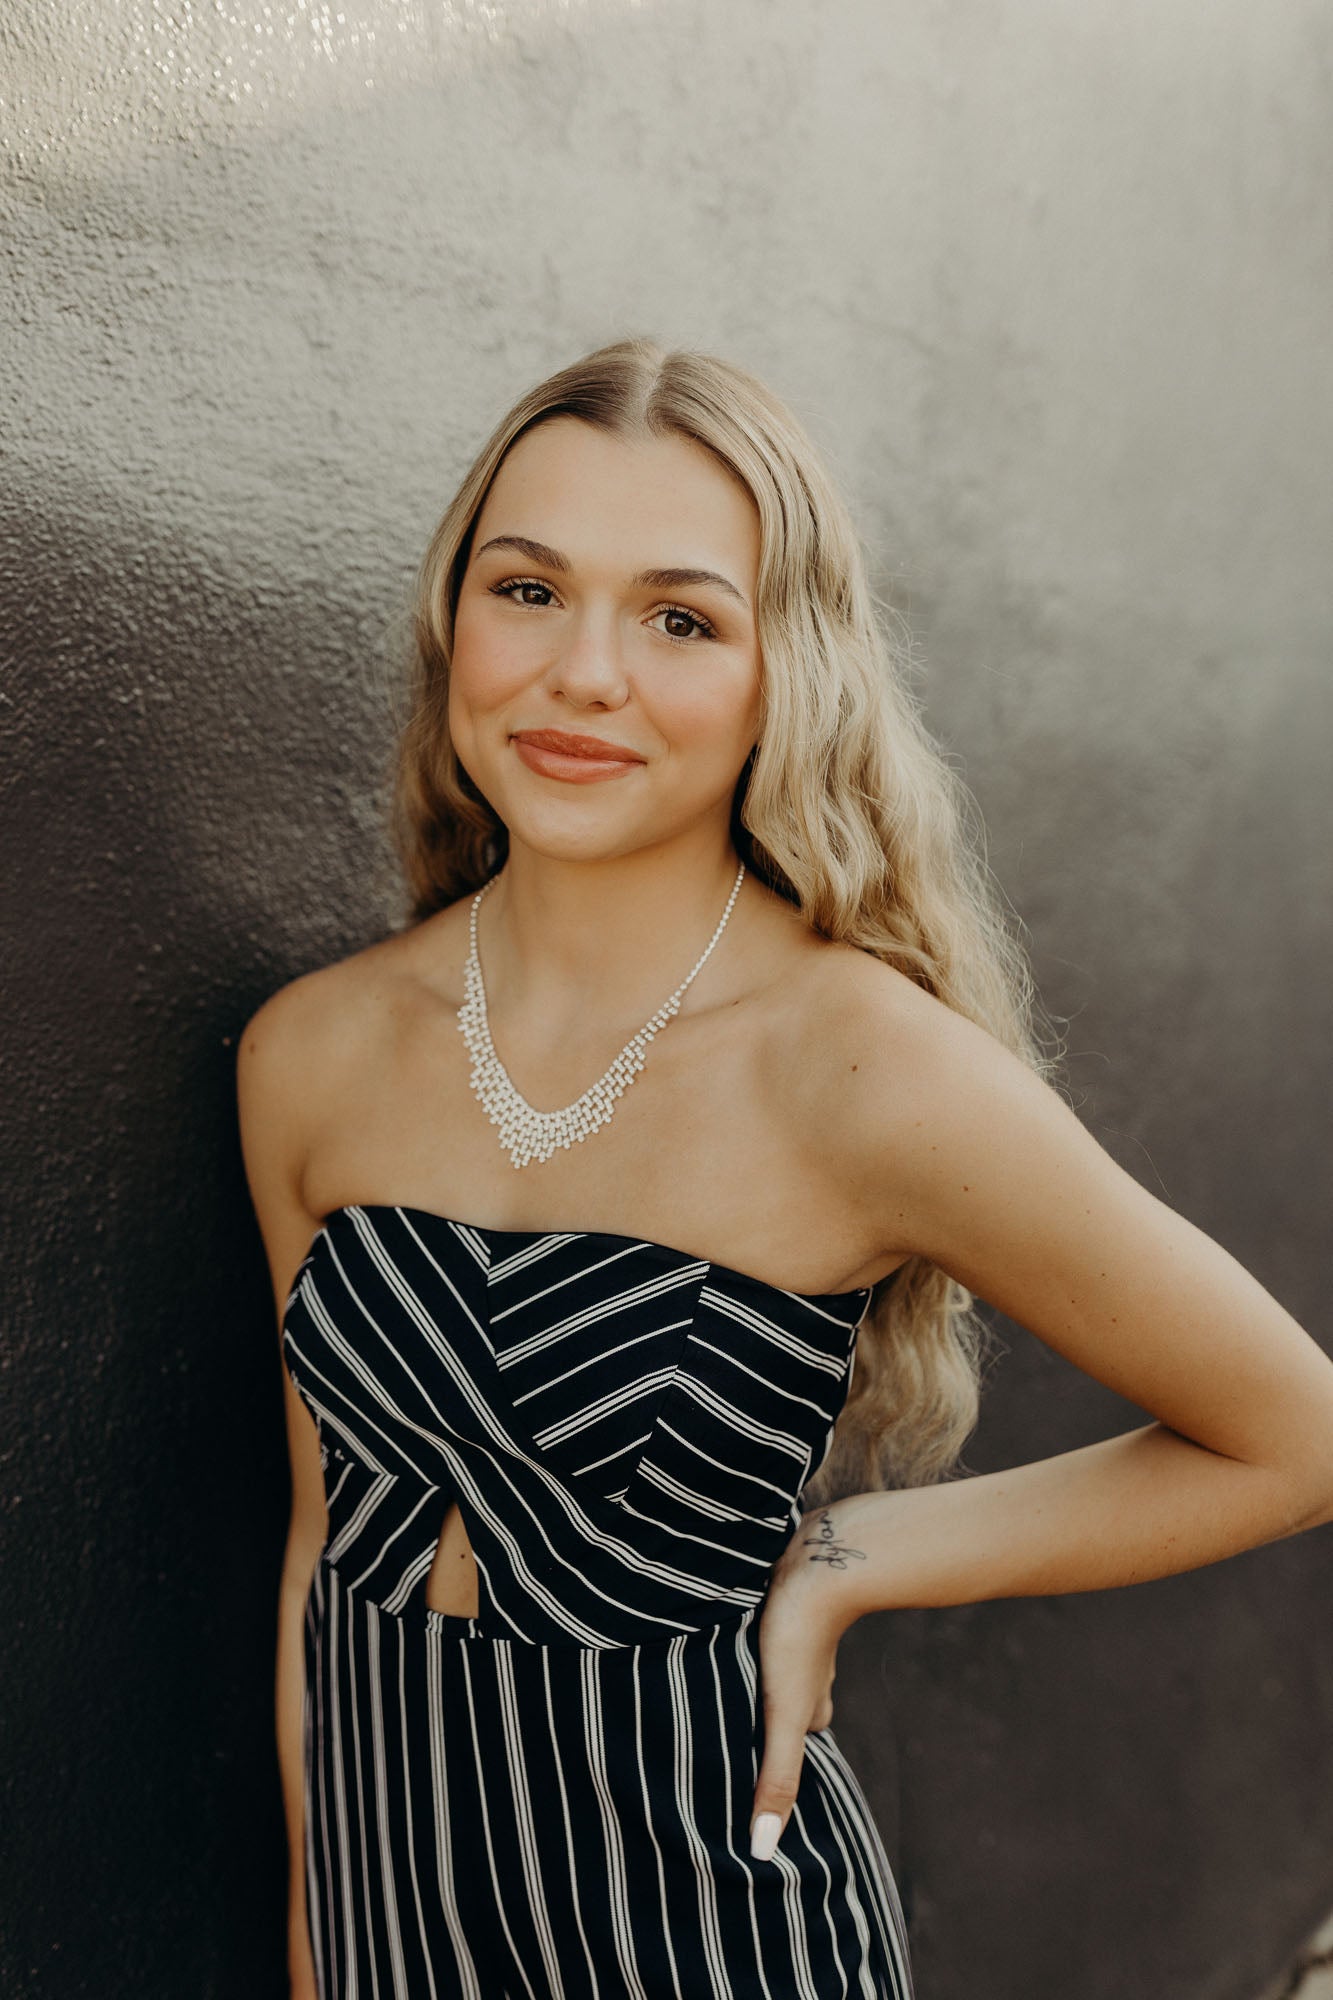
[3, 3, 1330, 1994]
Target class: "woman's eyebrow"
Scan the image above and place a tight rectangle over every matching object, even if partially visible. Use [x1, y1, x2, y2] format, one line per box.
[474, 534, 748, 607]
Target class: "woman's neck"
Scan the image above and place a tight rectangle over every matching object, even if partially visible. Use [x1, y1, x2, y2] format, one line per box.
[479, 835, 749, 1029]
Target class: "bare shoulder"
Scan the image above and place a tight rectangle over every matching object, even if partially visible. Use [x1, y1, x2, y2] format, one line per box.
[768, 932, 1002, 1115]
[247, 892, 470, 1059]
[767, 937, 1067, 1251]
[236, 908, 466, 1295]
[239, 942, 377, 1137]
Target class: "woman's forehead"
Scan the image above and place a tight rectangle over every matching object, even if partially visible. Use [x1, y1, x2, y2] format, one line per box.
[475, 418, 760, 583]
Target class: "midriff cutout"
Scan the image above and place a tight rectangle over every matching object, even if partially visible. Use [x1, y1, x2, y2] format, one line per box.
[424, 1501, 480, 1617]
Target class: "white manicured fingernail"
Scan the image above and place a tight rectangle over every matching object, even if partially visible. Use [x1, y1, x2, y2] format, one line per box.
[750, 1811, 782, 1860]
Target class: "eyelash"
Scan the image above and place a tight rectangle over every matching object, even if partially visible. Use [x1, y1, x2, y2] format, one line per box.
[486, 576, 719, 645]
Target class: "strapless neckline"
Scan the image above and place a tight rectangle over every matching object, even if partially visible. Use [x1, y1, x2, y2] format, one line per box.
[310, 1201, 874, 1309]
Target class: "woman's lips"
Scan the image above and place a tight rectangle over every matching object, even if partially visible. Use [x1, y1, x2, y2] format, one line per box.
[511, 732, 646, 784]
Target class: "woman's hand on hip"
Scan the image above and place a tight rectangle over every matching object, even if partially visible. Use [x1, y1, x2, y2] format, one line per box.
[748, 1498, 873, 1861]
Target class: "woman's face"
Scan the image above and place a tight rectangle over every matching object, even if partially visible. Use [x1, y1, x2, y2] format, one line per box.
[449, 415, 763, 865]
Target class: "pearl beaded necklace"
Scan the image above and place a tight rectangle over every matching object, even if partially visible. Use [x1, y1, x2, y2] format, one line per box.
[458, 860, 747, 1170]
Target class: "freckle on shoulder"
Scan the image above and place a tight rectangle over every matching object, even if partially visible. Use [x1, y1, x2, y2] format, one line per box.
[242, 935, 409, 1082]
[804, 934, 955, 1043]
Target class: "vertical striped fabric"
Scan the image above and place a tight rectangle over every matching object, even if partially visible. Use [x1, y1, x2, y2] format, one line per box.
[283, 1203, 914, 1998]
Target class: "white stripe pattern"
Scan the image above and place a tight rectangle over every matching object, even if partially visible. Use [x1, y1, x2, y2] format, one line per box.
[285, 1203, 913, 1997]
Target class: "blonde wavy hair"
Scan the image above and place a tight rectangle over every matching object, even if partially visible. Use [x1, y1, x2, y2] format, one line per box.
[389, 336, 1065, 1496]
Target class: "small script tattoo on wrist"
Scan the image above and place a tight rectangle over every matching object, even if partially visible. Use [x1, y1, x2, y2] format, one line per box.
[801, 1508, 867, 1570]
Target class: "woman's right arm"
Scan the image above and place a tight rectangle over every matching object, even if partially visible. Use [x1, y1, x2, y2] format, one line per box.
[274, 1374, 328, 1999]
[237, 980, 331, 2000]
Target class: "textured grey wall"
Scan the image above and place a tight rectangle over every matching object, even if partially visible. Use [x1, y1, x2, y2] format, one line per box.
[3, 3, 1331, 1997]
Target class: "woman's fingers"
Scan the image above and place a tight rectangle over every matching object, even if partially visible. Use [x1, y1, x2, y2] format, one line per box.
[749, 1588, 840, 1858]
[749, 1690, 819, 1857]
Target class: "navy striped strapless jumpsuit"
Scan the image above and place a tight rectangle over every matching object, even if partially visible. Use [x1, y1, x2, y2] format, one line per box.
[281, 1202, 914, 1999]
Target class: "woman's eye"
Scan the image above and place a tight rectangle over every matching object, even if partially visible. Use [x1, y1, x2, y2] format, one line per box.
[650, 605, 717, 644]
[490, 577, 556, 608]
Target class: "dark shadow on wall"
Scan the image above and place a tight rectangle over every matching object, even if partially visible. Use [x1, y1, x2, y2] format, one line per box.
[2, 472, 406, 1997]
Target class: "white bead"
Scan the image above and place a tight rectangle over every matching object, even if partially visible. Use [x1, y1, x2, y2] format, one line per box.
[458, 859, 746, 1170]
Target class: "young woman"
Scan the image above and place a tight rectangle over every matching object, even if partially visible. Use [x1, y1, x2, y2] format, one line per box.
[238, 337, 1333, 2000]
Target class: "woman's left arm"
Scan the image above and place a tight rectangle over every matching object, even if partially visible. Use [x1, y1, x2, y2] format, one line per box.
[748, 978, 1333, 1858]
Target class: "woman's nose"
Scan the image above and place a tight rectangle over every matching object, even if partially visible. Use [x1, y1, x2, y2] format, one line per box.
[544, 608, 630, 706]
